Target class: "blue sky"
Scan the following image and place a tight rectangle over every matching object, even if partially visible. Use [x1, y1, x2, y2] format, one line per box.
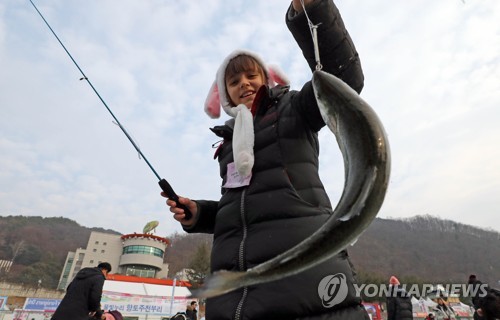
[1, 0, 499, 237]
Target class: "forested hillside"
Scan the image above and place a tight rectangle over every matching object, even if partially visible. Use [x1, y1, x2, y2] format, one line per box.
[348, 215, 500, 285]
[0, 214, 498, 290]
[0, 215, 120, 288]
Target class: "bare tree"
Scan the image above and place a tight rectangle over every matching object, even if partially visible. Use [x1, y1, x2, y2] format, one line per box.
[11, 240, 25, 262]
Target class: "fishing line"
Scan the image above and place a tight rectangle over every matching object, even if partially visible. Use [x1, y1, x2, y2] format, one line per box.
[28, 0, 192, 219]
[300, 0, 323, 71]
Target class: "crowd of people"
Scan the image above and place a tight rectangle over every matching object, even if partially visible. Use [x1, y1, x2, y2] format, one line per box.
[49, 263, 499, 320]
[385, 274, 500, 320]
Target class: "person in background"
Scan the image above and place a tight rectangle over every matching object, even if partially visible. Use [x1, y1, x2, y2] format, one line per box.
[101, 310, 123, 320]
[170, 312, 188, 320]
[466, 274, 500, 320]
[476, 287, 500, 320]
[468, 274, 488, 320]
[435, 297, 456, 320]
[51, 262, 111, 320]
[386, 276, 413, 320]
[185, 300, 198, 320]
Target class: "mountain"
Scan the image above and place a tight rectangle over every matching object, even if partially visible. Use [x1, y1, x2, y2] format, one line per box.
[348, 215, 500, 286]
[0, 214, 498, 290]
[0, 215, 120, 288]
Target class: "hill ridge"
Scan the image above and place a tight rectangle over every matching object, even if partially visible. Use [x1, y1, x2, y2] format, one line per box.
[0, 214, 498, 288]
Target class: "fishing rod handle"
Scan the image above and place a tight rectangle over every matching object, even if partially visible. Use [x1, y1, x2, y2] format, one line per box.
[159, 179, 193, 220]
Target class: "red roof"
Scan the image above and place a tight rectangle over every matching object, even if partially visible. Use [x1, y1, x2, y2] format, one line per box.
[106, 274, 191, 287]
[121, 233, 170, 245]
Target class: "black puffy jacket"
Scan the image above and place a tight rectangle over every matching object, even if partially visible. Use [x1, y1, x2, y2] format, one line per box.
[386, 286, 413, 320]
[187, 0, 366, 319]
[51, 267, 105, 320]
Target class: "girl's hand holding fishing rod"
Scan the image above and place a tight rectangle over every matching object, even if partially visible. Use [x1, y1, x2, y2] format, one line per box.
[161, 193, 198, 226]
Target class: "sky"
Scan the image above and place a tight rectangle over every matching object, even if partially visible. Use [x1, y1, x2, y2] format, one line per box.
[1, 0, 499, 238]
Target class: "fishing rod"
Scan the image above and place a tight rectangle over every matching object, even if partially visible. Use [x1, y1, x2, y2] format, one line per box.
[28, 0, 192, 220]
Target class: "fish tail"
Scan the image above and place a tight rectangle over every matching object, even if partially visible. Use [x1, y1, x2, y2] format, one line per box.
[190, 270, 250, 299]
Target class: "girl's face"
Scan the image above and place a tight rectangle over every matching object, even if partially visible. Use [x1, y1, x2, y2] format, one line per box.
[225, 56, 267, 109]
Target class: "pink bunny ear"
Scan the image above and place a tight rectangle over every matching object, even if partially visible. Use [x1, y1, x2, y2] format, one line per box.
[267, 64, 290, 86]
[204, 81, 221, 119]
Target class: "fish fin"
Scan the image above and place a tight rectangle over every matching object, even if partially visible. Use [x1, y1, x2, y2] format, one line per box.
[189, 270, 248, 299]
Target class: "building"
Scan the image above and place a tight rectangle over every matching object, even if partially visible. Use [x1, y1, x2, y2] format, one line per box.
[57, 231, 170, 290]
[119, 233, 170, 279]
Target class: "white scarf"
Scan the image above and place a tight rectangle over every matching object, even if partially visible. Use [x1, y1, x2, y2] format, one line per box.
[227, 104, 254, 178]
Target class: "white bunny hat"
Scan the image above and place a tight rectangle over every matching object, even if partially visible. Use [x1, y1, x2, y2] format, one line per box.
[203, 50, 290, 178]
[204, 49, 290, 119]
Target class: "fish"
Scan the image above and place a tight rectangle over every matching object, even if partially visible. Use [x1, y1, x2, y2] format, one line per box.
[191, 70, 391, 299]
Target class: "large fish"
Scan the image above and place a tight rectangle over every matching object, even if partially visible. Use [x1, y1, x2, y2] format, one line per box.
[192, 70, 391, 298]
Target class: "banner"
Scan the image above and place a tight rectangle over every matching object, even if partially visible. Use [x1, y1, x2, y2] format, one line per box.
[23, 298, 61, 311]
[19, 292, 193, 316]
[102, 291, 192, 315]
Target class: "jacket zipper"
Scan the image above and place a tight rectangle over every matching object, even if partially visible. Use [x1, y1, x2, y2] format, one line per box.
[234, 189, 248, 320]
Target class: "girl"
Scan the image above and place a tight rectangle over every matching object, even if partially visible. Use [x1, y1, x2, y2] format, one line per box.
[163, 0, 366, 318]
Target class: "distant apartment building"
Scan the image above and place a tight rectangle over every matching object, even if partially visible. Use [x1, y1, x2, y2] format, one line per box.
[57, 231, 170, 290]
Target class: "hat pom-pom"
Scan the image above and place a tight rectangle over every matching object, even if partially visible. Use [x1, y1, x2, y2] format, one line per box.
[389, 276, 400, 285]
[204, 81, 221, 119]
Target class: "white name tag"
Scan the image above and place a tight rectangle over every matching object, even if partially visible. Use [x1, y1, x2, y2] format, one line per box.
[223, 162, 252, 188]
